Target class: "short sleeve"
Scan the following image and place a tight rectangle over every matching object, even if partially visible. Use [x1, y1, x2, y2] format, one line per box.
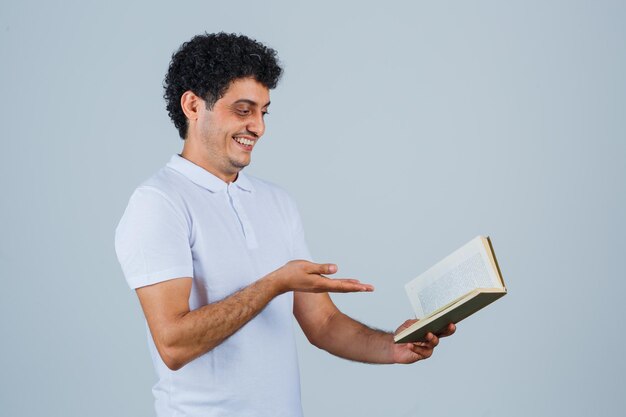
[115, 187, 193, 289]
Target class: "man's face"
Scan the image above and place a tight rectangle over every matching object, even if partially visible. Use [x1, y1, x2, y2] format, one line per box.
[192, 77, 270, 181]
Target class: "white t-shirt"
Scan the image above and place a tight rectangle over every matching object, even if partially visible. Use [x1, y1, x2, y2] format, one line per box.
[115, 154, 310, 417]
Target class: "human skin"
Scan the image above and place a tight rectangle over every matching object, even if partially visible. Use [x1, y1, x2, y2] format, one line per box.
[178, 77, 271, 183]
[135, 77, 455, 370]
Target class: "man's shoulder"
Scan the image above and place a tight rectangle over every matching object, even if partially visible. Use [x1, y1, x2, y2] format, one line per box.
[129, 164, 189, 207]
[144, 161, 183, 187]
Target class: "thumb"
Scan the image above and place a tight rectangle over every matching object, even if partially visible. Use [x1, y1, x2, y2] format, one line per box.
[312, 263, 337, 275]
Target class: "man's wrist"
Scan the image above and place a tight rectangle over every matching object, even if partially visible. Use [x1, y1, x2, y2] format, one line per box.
[383, 332, 398, 364]
[262, 270, 287, 296]
[364, 327, 396, 364]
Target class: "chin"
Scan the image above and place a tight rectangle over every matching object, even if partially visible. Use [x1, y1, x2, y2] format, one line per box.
[229, 158, 250, 170]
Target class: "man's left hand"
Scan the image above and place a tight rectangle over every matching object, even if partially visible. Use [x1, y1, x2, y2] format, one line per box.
[391, 320, 456, 364]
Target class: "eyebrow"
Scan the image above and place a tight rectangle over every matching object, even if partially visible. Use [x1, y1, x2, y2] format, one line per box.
[233, 99, 271, 108]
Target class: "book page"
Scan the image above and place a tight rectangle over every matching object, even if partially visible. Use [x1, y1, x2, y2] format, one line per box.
[405, 236, 502, 318]
[418, 252, 490, 316]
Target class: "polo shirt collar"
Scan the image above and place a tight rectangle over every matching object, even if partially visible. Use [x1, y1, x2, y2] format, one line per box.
[166, 154, 254, 193]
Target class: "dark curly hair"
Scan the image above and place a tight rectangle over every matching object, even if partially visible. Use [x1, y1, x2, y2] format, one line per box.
[163, 32, 283, 139]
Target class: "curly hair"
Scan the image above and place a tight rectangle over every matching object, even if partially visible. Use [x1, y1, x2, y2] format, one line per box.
[163, 32, 283, 139]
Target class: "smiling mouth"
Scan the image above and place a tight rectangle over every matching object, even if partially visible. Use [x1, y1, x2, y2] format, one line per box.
[232, 136, 256, 150]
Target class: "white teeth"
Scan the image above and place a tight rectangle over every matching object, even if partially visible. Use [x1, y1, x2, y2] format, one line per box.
[234, 137, 254, 146]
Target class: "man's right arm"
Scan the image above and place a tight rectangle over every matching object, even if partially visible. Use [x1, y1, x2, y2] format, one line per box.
[136, 260, 372, 371]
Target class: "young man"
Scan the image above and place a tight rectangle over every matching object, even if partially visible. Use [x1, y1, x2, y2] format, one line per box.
[115, 32, 454, 417]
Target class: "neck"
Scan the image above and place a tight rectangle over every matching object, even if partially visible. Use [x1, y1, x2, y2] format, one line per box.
[180, 140, 238, 183]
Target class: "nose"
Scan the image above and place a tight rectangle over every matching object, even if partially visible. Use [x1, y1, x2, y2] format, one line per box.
[246, 111, 265, 138]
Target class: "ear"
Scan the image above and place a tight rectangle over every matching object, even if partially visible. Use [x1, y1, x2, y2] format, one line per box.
[180, 91, 203, 122]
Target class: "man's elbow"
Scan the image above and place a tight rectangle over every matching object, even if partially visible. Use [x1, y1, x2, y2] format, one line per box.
[304, 311, 338, 351]
[305, 331, 324, 350]
[158, 345, 187, 371]
[152, 321, 193, 370]
[163, 357, 185, 371]
[157, 339, 218, 371]
[155, 333, 194, 371]
[165, 361, 184, 371]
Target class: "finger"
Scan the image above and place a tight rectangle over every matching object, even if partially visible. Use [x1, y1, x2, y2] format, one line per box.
[437, 323, 456, 338]
[322, 278, 374, 293]
[408, 344, 433, 359]
[309, 263, 338, 275]
[335, 279, 374, 292]
[395, 319, 418, 334]
[332, 278, 374, 291]
[317, 276, 361, 283]
[424, 332, 439, 348]
[344, 279, 374, 291]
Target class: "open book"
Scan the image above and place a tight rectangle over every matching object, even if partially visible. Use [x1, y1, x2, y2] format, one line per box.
[394, 236, 507, 344]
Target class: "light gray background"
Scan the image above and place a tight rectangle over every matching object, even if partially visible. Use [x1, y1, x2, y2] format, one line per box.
[1, 1, 625, 416]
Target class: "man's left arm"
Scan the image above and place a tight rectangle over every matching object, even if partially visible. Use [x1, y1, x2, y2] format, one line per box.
[294, 286, 455, 364]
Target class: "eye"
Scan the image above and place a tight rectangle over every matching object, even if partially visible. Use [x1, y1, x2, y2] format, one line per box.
[237, 108, 251, 116]
[262, 111, 269, 117]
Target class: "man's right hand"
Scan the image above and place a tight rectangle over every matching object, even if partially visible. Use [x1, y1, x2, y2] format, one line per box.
[268, 260, 374, 294]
